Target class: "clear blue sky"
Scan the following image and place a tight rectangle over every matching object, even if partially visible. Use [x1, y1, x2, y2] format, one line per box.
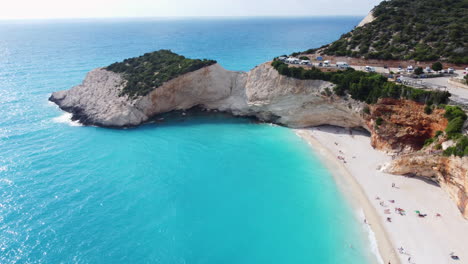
[0, 0, 383, 20]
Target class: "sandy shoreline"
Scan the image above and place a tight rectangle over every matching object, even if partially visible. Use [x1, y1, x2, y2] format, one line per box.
[295, 126, 468, 264]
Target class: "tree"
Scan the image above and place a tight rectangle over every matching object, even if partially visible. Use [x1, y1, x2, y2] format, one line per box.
[432, 62, 443, 72]
[414, 67, 424, 75]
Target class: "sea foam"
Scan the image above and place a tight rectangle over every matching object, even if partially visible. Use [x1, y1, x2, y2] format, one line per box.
[52, 113, 82, 127]
[358, 209, 384, 264]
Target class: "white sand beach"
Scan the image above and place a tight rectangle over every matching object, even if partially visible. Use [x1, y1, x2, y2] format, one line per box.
[295, 126, 468, 264]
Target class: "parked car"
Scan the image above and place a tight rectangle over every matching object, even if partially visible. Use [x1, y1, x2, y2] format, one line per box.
[336, 62, 350, 69]
[448, 68, 455, 74]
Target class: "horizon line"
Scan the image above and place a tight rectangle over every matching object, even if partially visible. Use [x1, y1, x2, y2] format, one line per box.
[0, 14, 365, 22]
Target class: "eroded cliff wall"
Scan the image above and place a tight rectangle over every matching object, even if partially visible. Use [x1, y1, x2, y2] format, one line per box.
[366, 98, 448, 153]
[385, 154, 468, 218]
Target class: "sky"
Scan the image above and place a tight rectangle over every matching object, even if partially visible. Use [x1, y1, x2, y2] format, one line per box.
[0, 0, 383, 20]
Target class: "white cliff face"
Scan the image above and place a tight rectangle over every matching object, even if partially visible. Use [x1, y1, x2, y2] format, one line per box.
[50, 62, 367, 128]
[357, 11, 375, 28]
[218, 63, 367, 128]
[49, 68, 147, 127]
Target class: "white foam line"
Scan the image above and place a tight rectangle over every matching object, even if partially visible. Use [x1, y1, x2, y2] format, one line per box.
[358, 208, 385, 264]
[52, 113, 82, 127]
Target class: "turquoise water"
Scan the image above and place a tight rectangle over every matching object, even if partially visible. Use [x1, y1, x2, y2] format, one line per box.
[0, 18, 378, 263]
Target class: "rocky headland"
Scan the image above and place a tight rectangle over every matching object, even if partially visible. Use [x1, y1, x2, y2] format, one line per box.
[50, 62, 366, 129]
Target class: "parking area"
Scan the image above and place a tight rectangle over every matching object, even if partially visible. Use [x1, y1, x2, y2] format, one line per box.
[278, 56, 468, 106]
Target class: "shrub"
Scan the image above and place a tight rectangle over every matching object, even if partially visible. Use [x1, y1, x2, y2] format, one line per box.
[444, 106, 467, 121]
[376, 117, 383, 126]
[435, 130, 443, 137]
[424, 105, 433, 115]
[437, 104, 447, 109]
[443, 136, 468, 157]
[432, 62, 443, 72]
[414, 67, 424, 75]
[424, 137, 435, 146]
[445, 117, 465, 135]
[363, 106, 370, 114]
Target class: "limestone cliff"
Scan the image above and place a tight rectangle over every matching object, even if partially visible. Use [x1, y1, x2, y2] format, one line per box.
[50, 63, 367, 129]
[385, 154, 468, 218]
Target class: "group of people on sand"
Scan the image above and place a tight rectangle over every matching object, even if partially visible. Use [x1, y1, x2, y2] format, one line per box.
[382, 184, 455, 264]
[336, 155, 346, 163]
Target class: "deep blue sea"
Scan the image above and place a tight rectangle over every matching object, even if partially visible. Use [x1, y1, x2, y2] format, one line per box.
[0, 17, 380, 263]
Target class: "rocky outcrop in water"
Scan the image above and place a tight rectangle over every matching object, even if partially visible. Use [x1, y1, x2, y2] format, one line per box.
[384, 154, 468, 219]
[50, 63, 367, 128]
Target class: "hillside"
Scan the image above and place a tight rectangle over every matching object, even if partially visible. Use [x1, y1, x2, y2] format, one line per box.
[106, 50, 216, 96]
[313, 0, 468, 64]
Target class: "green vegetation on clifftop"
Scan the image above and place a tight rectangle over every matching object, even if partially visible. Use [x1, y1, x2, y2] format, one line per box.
[443, 106, 467, 157]
[106, 50, 216, 96]
[318, 0, 468, 63]
[271, 60, 450, 105]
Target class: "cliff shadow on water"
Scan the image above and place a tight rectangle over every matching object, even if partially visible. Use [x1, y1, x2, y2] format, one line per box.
[131, 106, 261, 130]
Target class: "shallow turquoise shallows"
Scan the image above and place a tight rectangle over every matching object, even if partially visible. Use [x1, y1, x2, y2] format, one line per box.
[0, 17, 378, 263]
